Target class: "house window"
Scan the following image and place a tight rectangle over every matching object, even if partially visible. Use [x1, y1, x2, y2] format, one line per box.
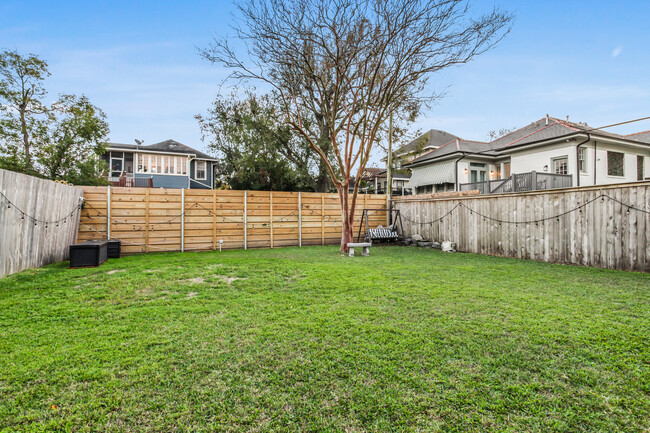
[607, 151, 624, 176]
[578, 148, 587, 173]
[196, 160, 206, 180]
[638, 155, 645, 181]
[110, 152, 124, 177]
[552, 157, 568, 175]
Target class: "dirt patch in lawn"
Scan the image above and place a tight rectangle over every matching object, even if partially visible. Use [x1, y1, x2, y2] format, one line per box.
[215, 275, 247, 284]
[106, 269, 126, 275]
[187, 292, 199, 299]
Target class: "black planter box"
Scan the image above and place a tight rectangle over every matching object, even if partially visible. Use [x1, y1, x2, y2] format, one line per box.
[107, 239, 121, 258]
[70, 240, 108, 268]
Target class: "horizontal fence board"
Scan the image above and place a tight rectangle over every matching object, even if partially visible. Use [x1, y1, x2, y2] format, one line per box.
[77, 186, 388, 253]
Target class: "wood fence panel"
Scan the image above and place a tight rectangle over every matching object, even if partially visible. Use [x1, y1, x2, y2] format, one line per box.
[0, 169, 83, 277]
[393, 182, 650, 272]
[77, 186, 389, 253]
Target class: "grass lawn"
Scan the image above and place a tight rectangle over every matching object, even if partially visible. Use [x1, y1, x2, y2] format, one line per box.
[0, 246, 648, 432]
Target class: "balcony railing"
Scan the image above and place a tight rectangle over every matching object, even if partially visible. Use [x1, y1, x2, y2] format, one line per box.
[460, 171, 572, 195]
[108, 174, 154, 188]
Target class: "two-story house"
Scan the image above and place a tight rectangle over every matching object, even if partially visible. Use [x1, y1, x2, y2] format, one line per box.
[104, 140, 218, 189]
[404, 116, 650, 195]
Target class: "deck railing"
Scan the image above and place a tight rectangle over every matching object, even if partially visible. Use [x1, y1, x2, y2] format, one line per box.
[460, 171, 572, 195]
[108, 174, 154, 188]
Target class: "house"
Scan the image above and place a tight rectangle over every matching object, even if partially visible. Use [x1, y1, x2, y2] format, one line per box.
[393, 129, 461, 162]
[104, 140, 219, 189]
[404, 116, 650, 195]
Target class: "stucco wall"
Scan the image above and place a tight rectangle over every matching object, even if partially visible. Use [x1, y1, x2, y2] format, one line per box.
[509, 139, 649, 187]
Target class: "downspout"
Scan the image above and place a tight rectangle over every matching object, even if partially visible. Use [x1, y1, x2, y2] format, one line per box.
[575, 134, 590, 187]
[593, 140, 597, 185]
[454, 152, 468, 191]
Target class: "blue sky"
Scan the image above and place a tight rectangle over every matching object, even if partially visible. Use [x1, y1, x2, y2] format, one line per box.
[2, 0, 649, 166]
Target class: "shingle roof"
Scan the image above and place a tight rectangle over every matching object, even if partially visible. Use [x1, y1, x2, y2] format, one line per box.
[625, 130, 650, 144]
[404, 116, 650, 167]
[108, 139, 217, 161]
[394, 129, 460, 157]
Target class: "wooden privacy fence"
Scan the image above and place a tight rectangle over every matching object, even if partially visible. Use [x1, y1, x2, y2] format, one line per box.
[393, 182, 650, 272]
[0, 169, 83, 277]
[77, 187, 389, 254]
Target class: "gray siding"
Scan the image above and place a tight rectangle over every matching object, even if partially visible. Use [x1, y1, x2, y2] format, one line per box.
[189, 159, 213, 189]
[135, 173, 188, 189]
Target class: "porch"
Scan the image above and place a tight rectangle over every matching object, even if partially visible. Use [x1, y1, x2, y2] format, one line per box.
[460, 171, 572, 195]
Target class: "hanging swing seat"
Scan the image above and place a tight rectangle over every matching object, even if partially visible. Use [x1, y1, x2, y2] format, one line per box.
[357, 209, 404, 243]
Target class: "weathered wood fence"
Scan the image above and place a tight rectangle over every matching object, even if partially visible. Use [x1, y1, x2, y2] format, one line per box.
[0, 169, 83, 277]
[393, 182, 650, 272]
[78, 186, 388, 254]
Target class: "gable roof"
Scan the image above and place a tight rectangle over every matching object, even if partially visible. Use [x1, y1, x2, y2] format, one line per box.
[394, 129, 460, 157]
[108, 139, 217, 161]
[405, 116, 650, 167]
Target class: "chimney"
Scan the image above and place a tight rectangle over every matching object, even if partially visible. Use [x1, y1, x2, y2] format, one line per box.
[545, 114, 549, 126]
[566, 115, 569, 122]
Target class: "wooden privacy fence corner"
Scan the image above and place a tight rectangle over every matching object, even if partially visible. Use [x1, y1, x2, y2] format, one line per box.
[77, 186, 389, 254]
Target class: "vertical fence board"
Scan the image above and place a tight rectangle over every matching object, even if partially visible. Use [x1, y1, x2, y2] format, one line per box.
[393, 182, 650, 272]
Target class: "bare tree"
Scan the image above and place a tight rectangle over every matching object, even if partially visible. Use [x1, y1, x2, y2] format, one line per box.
[202, 0, 512, 252]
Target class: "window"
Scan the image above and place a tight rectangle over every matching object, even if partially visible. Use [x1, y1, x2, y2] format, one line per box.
[110, 152, 124, 177]
[552, 157, 568, 175]
[504, 162, 511, 178]
[607, 151, 624, 176]
[135, 154, 188, 175]
[578, 148, 587, 173]
[196, 160, 206, 180]
[638, 155, 645, 181]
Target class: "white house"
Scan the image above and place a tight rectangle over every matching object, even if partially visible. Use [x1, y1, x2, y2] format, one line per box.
[404, 116, 650, 195]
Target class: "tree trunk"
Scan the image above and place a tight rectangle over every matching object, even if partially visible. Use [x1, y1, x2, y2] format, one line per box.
[316, 160, 330, 192]
[337, 183, 356, 253]
[19, 106, 31, 172]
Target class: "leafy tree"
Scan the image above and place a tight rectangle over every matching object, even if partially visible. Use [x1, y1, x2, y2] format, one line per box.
[0, 50, 110, 184]
[197, 91, 324, 191]
[0, 49, 51, 174]
[38, 94, 109, 184]
[202, 0, 513, 251]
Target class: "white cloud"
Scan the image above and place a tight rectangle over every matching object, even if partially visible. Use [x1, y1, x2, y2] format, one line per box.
[612, 46, 623, 58]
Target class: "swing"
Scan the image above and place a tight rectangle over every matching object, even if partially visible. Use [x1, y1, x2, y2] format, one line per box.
[357, 209, 404, 243]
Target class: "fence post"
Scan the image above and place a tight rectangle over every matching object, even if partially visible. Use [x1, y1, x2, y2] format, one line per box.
[145, 189, 150, 252]
[298, 192, 302, 247]
[387, 194, 390, 225]
[244, 190, 248, 250]
[270, 191, 274, 248]
[531, 171, 538, 192]
[181, 188, 185, 252]
[212, 190, 217, 250]
[321, 195, 325, 246]
[107, 186, 111, 240]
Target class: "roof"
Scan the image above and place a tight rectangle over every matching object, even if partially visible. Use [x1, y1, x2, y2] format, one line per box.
[625, 130, 650, 144]
[404, 116, 650, 167]
[394, 129, 460, 157]
[372, 170, 411, 179]
[107, 139, 217, 161]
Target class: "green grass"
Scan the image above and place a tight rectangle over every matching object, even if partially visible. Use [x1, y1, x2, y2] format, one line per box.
[0, 246, 648, 432]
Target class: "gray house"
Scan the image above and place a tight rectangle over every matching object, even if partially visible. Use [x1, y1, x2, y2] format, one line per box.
[104, 140, 218, 189]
